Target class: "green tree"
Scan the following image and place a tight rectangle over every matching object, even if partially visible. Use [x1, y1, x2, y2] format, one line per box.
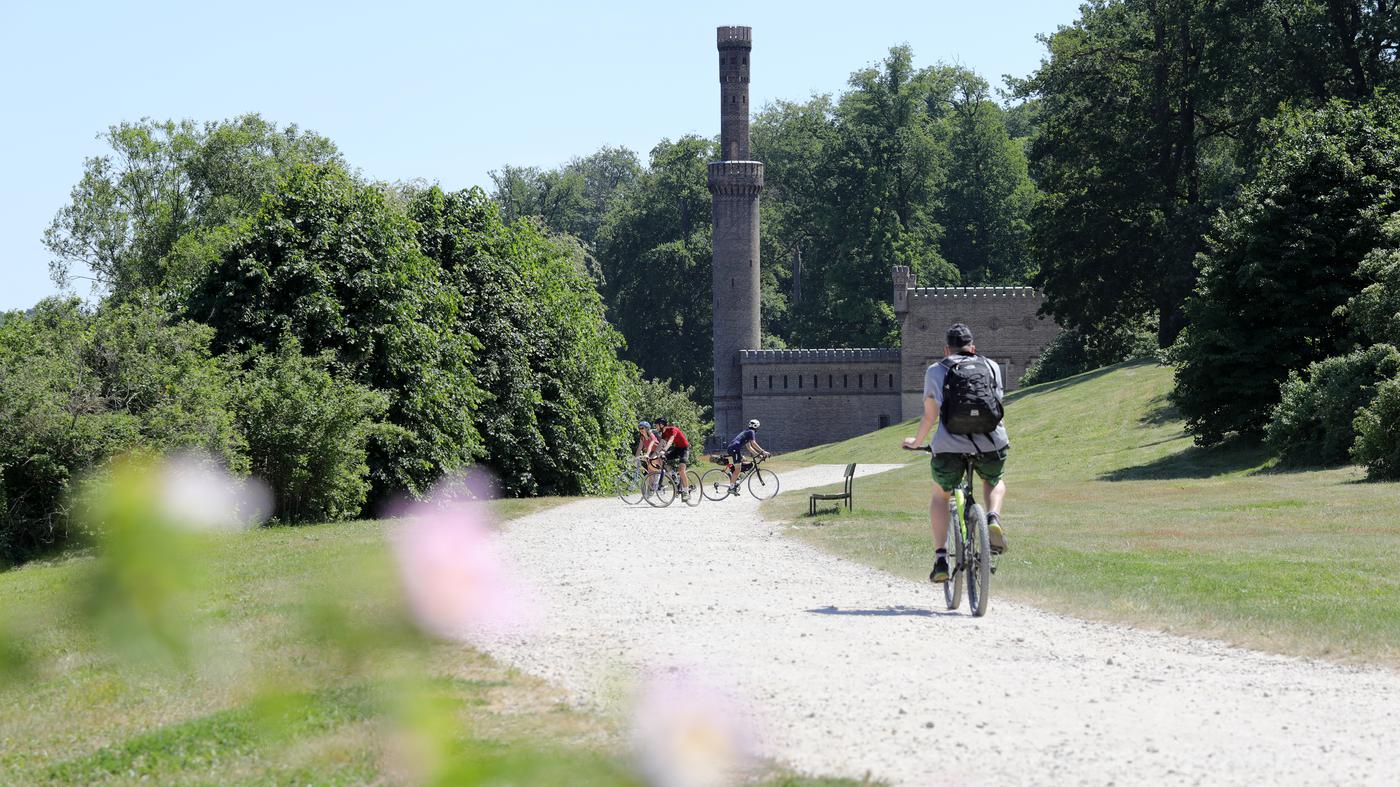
[793, 47, 959, 348]
[596, 136, 715, 399]
[411, 187, 637, 496]
[0, 299, 243, 564]
[1171, 97, 1400, 444]
[490, 146, 641, 247]
[188, 163, 482, 501]
[236, 339, 392, 523]
[936, 71, 1036, 284]
[45, 115, 341, 300]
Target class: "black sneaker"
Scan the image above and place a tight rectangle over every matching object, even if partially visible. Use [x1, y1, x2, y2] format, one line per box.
[929, 554, 950, 584]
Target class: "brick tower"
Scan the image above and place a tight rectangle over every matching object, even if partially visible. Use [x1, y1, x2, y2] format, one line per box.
[708, 25, 763, 444]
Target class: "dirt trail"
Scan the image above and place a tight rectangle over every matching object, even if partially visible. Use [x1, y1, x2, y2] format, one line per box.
[477, 464, 1400, 786]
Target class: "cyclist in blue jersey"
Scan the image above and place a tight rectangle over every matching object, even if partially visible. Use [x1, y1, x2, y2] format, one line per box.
[725, 419, 770, 495]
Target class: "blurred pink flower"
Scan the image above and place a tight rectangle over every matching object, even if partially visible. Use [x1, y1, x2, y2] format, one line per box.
[632, 668, 755, 787]
[390, 497, 535, 641]
[157, 453, 271, 532]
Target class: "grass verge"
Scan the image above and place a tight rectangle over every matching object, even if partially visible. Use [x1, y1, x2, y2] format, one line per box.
[765, 361, 1400, 667]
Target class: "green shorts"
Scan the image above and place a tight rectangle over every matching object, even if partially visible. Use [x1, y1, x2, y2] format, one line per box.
[931, 447, 1008, 493]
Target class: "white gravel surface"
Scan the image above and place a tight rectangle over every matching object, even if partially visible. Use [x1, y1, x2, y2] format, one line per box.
[477, 464, 1400, 786]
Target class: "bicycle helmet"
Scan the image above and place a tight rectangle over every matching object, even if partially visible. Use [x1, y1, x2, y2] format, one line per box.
[638, 420, 652, 429]
[655, 417, 670, 427]
[748, 419, 760, 429]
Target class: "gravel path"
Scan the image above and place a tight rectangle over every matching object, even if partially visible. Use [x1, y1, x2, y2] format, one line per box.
[477, 464, 1400, 786]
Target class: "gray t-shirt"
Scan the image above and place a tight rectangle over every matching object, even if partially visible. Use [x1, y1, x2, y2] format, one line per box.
[923, 354, 1010, 455]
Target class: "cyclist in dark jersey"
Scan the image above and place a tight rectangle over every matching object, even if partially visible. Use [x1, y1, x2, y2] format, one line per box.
[655, 418, 694, 501]
[725, 419, 770, 495]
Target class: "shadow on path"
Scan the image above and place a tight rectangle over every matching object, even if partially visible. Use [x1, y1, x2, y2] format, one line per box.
[806, 605, 956, 618]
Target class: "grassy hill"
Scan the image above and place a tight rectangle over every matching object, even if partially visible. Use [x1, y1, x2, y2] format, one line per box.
[767, 360, 1400, 666]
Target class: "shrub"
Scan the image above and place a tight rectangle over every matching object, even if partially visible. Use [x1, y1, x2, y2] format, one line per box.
[0, 299, 242, 563]
[631, 377, 713, 448]
[1266, 345, 1400, 466]
[1019, 323, 1157, 387]
[1353, 375, 1400, 480]
[235, 340, 395, 524]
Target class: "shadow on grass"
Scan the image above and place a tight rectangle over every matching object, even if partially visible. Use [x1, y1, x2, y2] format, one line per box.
[1100, 439, 1274, 481]
[1139, 394, 1179, 426]
[807, 605, 954, 618]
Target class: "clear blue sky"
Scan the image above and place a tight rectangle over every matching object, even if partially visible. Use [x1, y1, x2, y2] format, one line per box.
[0, 0, 1083, 311]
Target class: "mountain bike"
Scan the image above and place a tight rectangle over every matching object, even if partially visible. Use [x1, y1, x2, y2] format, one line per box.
[644, 459, 702, 508]
[905, 444, 992, 617]
[699, 454, 780, 501]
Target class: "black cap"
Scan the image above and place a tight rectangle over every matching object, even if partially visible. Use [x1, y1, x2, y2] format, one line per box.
[655, 417, 669, 426]
[946, 323, 974, 348]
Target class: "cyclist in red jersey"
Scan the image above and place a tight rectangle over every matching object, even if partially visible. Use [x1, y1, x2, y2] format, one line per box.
[654, 418, 694, 501]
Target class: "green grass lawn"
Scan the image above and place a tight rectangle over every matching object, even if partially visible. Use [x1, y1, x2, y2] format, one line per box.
[0, 501, 859, 786]
[766, 361, 1400, 667]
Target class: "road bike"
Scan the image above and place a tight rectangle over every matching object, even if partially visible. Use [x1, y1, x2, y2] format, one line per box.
[699, 454, 780, 501]
[614, 455, 658, 505]
[644, 458, 702, 508]
[905, 444, 992, 617]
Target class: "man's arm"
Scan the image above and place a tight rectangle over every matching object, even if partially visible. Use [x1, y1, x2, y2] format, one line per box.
[903, 395, 939, 448]
[748, 439, 767, 455]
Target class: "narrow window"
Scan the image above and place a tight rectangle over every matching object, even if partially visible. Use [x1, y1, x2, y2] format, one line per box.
[798, 375, 803, 389]
[828, 374, 833, 388]
[878, 414, 891, 429]
[873, 374, 878, 389]
[783, 375, 788, 389]
[843, 374, 848, 388]
[889, 374, 894, 388]
[859, 374, 864, 389]
[813, 375, 818, 388]
[753, 375, 758, 390]
[768, 375, 773, 389]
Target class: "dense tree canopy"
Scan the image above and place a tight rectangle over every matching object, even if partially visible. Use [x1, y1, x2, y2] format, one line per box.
[45, 115, 342, 302]
[187, 163, 483, 500]
[1016, 0, 1400, 347]
[1171, 96, 1400, 444]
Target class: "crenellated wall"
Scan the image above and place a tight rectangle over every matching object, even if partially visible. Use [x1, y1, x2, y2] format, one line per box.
[735, 349, 901, 451]
[895, 279, 1058, 419]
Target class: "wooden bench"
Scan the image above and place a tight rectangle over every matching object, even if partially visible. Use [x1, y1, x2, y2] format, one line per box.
[809, 463, 857, 515]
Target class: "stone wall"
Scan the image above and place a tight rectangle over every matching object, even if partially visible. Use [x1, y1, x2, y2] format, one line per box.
[895, 279, 1059, 419]
[736, 349, 902, 452]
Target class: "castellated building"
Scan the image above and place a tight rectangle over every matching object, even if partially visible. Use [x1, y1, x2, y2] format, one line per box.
[707, 27, 1060, 452]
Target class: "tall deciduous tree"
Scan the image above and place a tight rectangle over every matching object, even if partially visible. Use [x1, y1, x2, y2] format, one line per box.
[188, 163, 482, 500]
[596, 136, 715, 400]
[45, 115, 341, 300]
[411, 187, 637, 496]
[1171, 96, 1400, 444]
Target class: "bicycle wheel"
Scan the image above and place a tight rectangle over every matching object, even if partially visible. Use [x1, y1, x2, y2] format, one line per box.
[643, 471, 676, 508]
[680, 473, 702, 507]
[615, 468, 643, 505]
[746, 467, 781, 500]
[700, 468, 733, 501]
[943, 507, 965, 610]
[966, 503, 991, 617]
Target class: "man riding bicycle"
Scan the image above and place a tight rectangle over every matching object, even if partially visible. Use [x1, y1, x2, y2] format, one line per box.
[655, 418, 695, 501]
[901, 323, 1009, 584]
[725, 419, 770, 496]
